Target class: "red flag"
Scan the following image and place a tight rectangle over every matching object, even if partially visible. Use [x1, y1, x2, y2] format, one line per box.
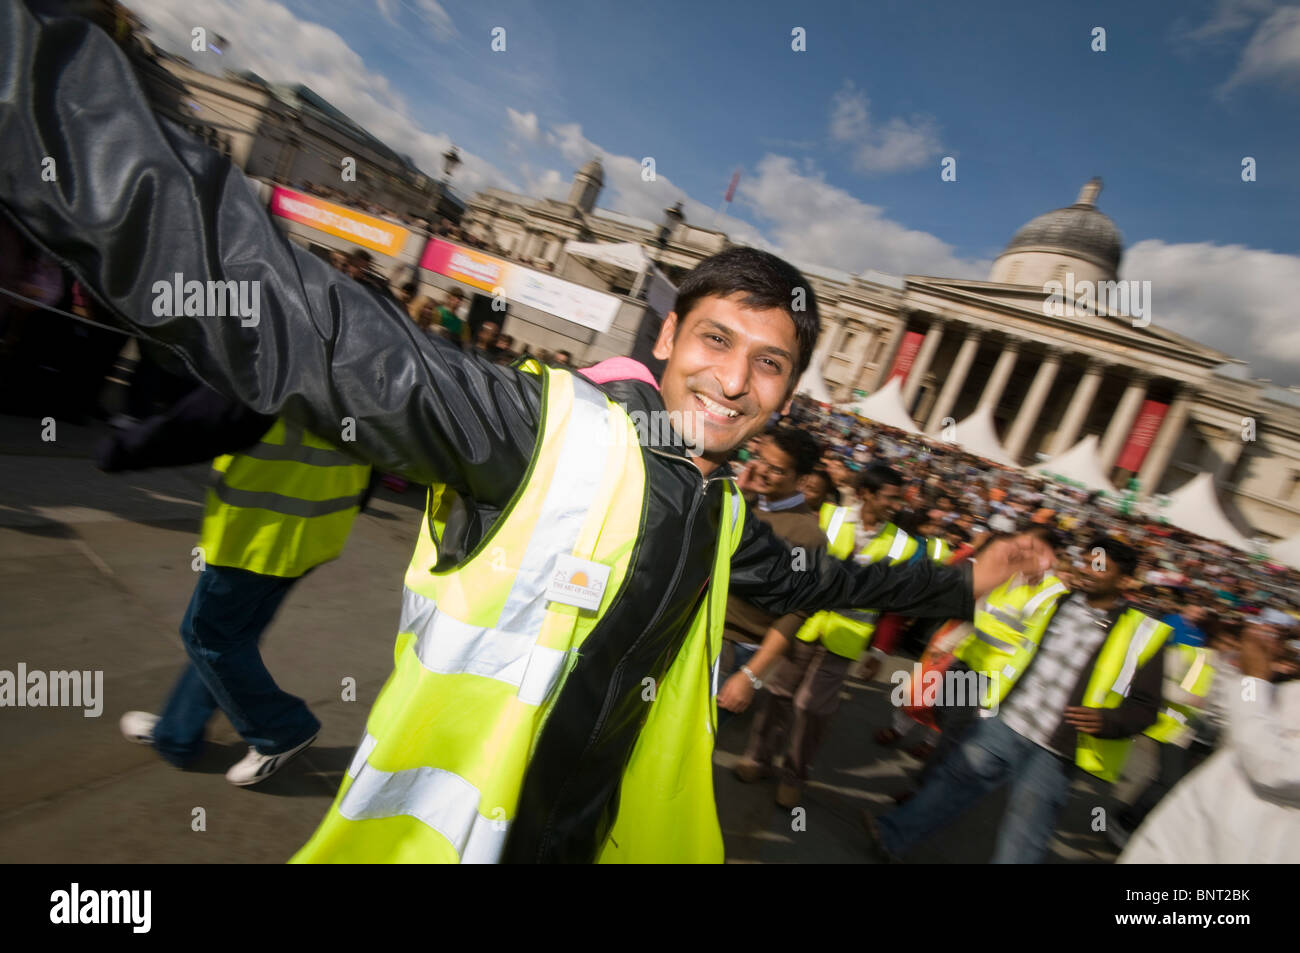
[724, 170, 740, 203]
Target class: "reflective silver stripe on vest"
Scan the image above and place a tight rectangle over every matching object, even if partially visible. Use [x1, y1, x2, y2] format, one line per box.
[1112, 616, 1162, 699]
[973, 626, 1017, 653]
[1180, 649, 1208, 693]
[209, 476, 365, 517]
[399, 375, 613, 706]
[986, 606, 1028, 634]
[1022, 582, 1068, 618]
[825, 506, 848, 546]
[887, 528, 910, 562]
[403, 589, 569, 706]
[340, 732, 509, 864]
[240, 441, 360, 467]
[842, 608, 881, 625]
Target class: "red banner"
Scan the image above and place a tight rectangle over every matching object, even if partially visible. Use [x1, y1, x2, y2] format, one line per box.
[888, 331, 925, 383]
[1116, 400, 1169, 472]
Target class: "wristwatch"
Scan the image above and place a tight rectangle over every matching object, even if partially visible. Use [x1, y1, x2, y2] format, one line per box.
[741, 665, 763, 690]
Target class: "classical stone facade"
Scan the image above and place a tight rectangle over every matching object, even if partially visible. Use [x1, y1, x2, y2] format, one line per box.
[464, 170, 1300, 539]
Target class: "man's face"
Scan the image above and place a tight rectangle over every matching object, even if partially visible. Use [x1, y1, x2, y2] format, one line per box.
[824, 456, 851, 487]
[1074, 551, 1125, 597]
[477, 321, 499, 347]
[749, 440, 801, 499]
[653, 292, 800, 466]
[859, 482, 903, 526]
[798, 472, 833, 509]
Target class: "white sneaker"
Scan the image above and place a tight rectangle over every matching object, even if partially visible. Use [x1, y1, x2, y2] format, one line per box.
[225, 732, 318, 787]
[120, 711, 159, 745]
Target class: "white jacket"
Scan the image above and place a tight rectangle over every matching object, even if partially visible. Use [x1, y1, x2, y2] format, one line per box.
[1120, 675, 1300, 863]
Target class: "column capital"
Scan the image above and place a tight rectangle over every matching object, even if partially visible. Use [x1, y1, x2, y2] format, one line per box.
[1040, 344, 1068, 362]
[1125, 368, 1153, 387]
[999, 335, 1025, 353]
[957, 322, 984, 341]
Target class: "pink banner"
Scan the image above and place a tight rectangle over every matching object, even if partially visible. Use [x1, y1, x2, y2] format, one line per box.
[888, 331, 925, 382]
[1116, 400, 1169, 472]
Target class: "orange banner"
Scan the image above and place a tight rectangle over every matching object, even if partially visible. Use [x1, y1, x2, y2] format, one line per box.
[270, 187, 409, 257]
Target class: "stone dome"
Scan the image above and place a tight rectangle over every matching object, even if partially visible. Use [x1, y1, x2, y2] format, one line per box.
[1000, 178, 1123, 273]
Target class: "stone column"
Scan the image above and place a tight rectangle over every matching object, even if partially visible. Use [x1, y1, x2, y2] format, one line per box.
[840, 324, 880, 399]
[1049, 357, 1107, 456]
[1005, 346, 1064, 462]
[1098, 370, 1151, 471]
[1137, 388, 1194, 495]
[975, 337, 1022, 414]
[926, 325, 983, 432]
[867, 320, 909, 392]
[902, 317, 947, 409]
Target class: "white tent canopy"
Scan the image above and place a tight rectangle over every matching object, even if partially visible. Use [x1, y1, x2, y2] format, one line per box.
[1030, 434, 1116, 493]
[929, 403, 1018, 467]
[1269, 530, 1300, 571]
[563, 240, 663, 276]
[1160, 472, 1254, 551]
[837, 376, 922, 434]
[796, 356, 835, 404]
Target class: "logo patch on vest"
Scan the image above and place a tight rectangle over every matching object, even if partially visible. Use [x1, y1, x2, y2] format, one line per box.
[546, 555, 611, 611]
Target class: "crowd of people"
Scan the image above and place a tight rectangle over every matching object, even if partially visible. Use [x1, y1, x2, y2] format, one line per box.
[719, 406, 1300, 862]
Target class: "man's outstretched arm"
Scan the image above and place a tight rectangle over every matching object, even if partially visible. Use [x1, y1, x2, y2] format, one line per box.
[0, 2, 537, 501]
[729, 514, 1051, 621]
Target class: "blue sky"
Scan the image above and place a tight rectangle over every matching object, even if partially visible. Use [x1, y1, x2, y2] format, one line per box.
[131, 0, 1300, 384]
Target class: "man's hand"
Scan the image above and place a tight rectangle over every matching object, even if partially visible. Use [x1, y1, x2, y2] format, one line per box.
[1063, 706, 1105, 734]
[718, 671, 756, 713]
[970, 535, 1054, 599]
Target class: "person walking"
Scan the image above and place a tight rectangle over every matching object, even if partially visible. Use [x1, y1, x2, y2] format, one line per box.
[102, 384, 373, 784]
[865, 536, 1170, 863]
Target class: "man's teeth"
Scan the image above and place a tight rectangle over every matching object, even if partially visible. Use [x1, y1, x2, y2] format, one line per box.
[697, 394, 739, 418]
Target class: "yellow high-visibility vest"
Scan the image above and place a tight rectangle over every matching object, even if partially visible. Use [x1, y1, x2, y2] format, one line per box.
[796, 523, 919, 659]
[1077, 610, 1171, 780]
[818, 502, 856, 561]
[953, 575, 1070, 705]
[291, 365, 746, 863]
[1143, 644, 1215, 746]
[196, 418, 371, 578]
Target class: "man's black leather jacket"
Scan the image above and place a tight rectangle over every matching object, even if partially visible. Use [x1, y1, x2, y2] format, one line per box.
[0, 1, 975, 862]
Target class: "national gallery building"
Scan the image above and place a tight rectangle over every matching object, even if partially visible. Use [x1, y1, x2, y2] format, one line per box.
[461, 169, 1300, 539]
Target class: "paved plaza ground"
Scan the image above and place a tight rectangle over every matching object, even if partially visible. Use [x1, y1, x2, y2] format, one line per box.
[0, 412, 1144, 863]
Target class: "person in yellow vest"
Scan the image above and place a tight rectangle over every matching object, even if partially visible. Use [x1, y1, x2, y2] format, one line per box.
[99, 384, 372, 784]
[0, 10, 1054, 861]
[865, 535, 1171, 863]
[1109, 636, 1219, 846]
[737, 463, 916, 808]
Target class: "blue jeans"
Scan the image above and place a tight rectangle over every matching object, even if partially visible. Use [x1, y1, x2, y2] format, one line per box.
[153, 564, 320, 767]
[876, 714, 1072, 863]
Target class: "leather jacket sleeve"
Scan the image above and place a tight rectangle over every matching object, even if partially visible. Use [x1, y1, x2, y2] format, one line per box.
[0, 2, 539, 504]
[728, 510, 976, 622]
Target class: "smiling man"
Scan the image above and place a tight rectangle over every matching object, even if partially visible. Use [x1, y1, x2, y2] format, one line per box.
[0, 1, 1052, 864]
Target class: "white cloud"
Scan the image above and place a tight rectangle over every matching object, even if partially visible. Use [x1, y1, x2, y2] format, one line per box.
[1179, 0, 1279, 42]
[1124, 239, 1300, 386]
[738, 155, 987, 277]
[1221, 5, 1300, 92]
[414, 0, 457, 42]
[828, 83, 943, 175]
[506, 108, 541, 142]
[129, 0, 513, 193]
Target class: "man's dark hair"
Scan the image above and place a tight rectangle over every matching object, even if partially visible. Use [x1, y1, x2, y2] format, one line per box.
[856, 462, 904, 495]
[1085, 535, 1139, 578]
[766, 426, 822, 477]
[672, 246, 820, 383]
[1024, 523, 1070, 553]
[806, 468, 838, 504]
[348, 248, 372, 265]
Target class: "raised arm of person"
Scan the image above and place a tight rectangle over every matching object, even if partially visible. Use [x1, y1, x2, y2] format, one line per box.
[1232, 629, 1300, 800]
[0, 2, 538, 502]
[728, 512, 1052, 622]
